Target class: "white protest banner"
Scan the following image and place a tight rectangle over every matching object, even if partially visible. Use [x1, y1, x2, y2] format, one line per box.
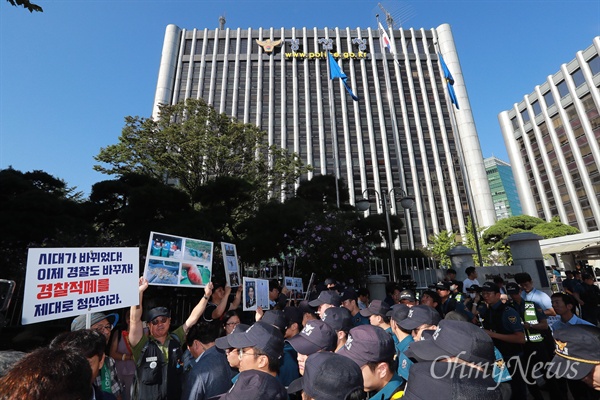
[145, 231, 213, 288]
[221, 242, 241, 287]
[243, 277, 270, 311]
[22, 247, 139, 325]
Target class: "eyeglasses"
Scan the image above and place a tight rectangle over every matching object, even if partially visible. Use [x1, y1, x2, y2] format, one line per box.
[93, 324, 113, 332]
[225, 348, 239, 355]
[238, 348, 260, 360]
[151, 316, 169, 325]
[226, 321, 240, 327]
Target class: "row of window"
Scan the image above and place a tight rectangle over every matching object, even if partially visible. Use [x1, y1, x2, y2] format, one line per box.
[514, 54, 599, 126]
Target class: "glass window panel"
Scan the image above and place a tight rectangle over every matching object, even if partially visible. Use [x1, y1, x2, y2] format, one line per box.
[543, 91, 555, 107]
[571, 68, 585, 87]
[557, 80, 569, 98]
[589, 54, 600, 75]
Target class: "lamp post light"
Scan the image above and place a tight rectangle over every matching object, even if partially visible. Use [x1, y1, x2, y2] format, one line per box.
[356, 188, 415, 277]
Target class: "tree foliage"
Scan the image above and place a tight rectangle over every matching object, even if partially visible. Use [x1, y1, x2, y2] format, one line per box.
[426, 230, 457, 267]
[531, 216, 580, 238]
[89, 173, 213, 247]
[94, 98, 309, 206]
[239, 175, 383, 283]
[0, 168, 93, 281]
[482, 214, 579, 265]
[6, 0, 42, 12]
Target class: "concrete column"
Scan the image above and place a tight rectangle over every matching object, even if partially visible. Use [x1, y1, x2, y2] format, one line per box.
[504, 232, 550, 290]
[446, 245, 476, 281]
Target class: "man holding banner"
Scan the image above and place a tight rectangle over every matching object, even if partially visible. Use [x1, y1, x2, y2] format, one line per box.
[128, 277, 213, 400]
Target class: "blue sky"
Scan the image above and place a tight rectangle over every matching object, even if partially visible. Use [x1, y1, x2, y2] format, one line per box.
[1, 0, 599, 196]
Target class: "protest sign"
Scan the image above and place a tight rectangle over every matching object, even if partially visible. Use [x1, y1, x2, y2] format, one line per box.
[243, 277, 270, 311]
[221, 242, 241, 287]
[22, 247, 139, 325]
[145, 231, 213, 288]
[284, 277, 304, 300]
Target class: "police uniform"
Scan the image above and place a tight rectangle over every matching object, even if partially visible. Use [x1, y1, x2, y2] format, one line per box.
[483, 300, 526, 400]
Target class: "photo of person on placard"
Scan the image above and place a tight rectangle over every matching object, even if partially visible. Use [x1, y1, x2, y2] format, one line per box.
[246, 281, 256, 308]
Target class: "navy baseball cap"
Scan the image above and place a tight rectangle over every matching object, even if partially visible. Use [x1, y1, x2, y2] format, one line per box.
[283, 306, 303, 328]
[402, 361, 501, 400]
[309, 290, 341, 307]
[404, 320, 495, 364]
[261, 310, 287, 332]
[286, 320, 337, 355]
[298, 300, 318, 315]
[321, 306, 353, 333]
[435, 281, 452, 291]
[398, 305, 441, 331]
[337, 325, 394, 367]
[505, 282, 521, 295]
[547, 325, 600, 380]
[288, 352, 363, 400]
[211, 369, 287, 400]
[399, 290, 416, 303]
[388, 304, 411, 324]
[215, 323, 250, 349]
[359, 299, 390, 317]
[481, 282, 500, 293]
[340, 287, 358, 302]
[227, 321, 284, 360]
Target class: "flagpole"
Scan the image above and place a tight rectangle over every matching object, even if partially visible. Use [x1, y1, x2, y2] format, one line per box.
[376, 15, 413, 250]
[325, 48, 341, 209]
[435, 46, 483, 266]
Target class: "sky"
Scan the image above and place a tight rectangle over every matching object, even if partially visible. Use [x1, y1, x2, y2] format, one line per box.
[1, 0, 599, 197]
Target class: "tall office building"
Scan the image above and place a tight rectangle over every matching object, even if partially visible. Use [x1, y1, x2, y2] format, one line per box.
[153, 22, 496, 249]
[484, 156, 522, 220]
[498, 37, 600, 233]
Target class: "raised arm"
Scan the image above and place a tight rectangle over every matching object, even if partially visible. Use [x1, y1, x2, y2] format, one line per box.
[229, 285, 242, 311]
[211, 284, 233, 320]
[128, 277, 148, 348]
[184, 282, 213, 332]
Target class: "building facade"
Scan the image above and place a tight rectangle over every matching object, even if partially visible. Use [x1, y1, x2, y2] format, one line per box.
[498, 37, 600, 233]
[153, 22, 495, 249]
[484, 156, 522, 220]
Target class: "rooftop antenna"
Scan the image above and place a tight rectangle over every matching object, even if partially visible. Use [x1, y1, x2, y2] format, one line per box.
[218, 15, 226, 30]
[373, 2, 415, 29]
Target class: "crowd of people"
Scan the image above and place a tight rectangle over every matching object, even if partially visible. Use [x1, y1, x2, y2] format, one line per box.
[1, 269, 600, 400]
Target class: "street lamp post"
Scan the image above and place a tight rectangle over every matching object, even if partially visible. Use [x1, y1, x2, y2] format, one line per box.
[356, 188, 415, 280]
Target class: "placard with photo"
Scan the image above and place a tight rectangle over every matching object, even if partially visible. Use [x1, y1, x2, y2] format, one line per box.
[221, 242, 241, 287]
[243, 277, 270, 311]
[145, 231, 213, 288]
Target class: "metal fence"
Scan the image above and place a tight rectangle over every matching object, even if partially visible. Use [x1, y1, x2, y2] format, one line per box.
[368, 257, 443, 289]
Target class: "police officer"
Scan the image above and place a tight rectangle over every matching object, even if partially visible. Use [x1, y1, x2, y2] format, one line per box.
[481, 281, 526, 400]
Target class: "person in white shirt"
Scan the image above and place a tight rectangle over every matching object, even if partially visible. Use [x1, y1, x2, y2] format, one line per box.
[462, 267, 480, 299]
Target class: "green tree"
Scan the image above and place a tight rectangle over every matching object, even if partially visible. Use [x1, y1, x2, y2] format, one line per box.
[464, 216, 490, 266]
[482, 215, 579, 265]
[239, 175, 379, 283]
[94, 98, 309, 206]
[6, 0, 42, 12]
[426, 230, 457, 267]
[89, 173, 214, 247]
[531, 216, 580, 238]
[0, 168, 93, 281]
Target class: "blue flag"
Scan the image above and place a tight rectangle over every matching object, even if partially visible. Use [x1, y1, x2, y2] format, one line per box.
[438, 53, 459, 109]
[328, 52, 359, 101]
